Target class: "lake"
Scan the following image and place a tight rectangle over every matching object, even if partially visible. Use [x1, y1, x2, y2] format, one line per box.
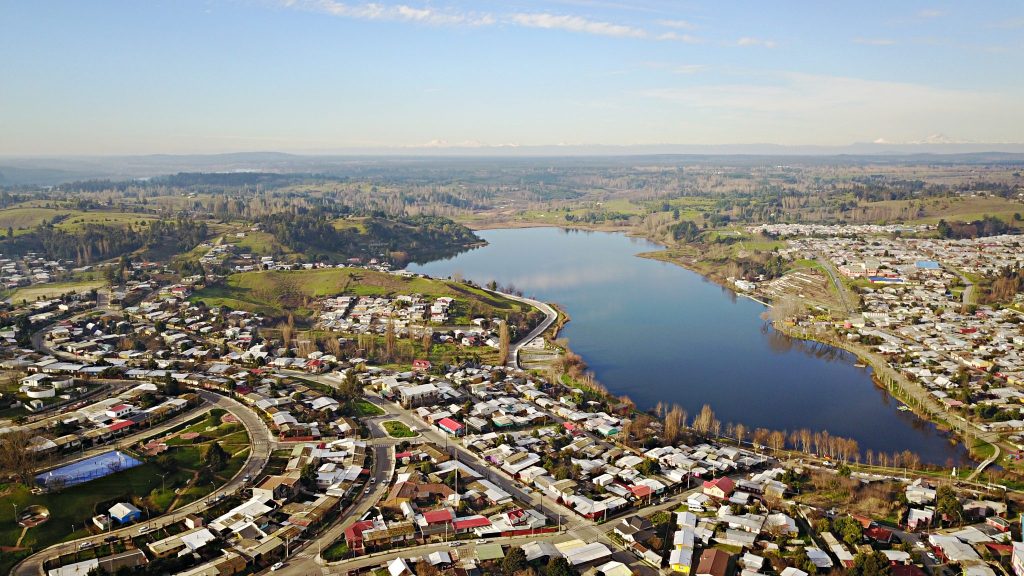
[409, 227, 968, 465]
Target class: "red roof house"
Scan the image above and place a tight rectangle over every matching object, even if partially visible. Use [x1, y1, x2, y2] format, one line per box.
[437, 417, 464, 436]
[702, 477, 735, 499]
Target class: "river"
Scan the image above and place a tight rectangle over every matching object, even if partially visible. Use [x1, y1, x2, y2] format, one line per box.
[409, 227, 968, 465]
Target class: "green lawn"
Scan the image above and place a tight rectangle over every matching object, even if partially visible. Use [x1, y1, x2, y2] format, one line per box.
[382, 421, 416, 438]
[7, 280, 106, 304]
[352, 399, 385, 417]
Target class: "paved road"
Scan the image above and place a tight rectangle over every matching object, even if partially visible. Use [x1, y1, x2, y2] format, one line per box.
[13, 390, 273, 576]
[267, 404, 395, 576]
[815, 253, 856, 316]
[493, 291, 558, 370]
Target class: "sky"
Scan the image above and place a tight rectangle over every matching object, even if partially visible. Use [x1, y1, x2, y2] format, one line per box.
[1, 0, 1023, 155]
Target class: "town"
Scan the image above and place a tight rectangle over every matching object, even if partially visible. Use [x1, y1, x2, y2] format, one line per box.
[0, 255, 1017, 576]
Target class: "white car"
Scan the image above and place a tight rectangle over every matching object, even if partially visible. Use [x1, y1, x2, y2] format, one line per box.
[78, 542, 94, 550]
[270, 561, 284, 571]
[138, 525, 152, 534]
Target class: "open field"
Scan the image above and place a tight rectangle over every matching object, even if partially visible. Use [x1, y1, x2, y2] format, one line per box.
[55, 212, 156, 232]
[0, 207, 157, 237]
[7, 280, 106, 303]
[190, 268, 535, 322]
[0, 208, 67, 235]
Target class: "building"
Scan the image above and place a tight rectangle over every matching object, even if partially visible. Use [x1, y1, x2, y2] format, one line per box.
[696, 548, 732, 576]
[108, 502, 142, 525]
[702, 477, 735, 500]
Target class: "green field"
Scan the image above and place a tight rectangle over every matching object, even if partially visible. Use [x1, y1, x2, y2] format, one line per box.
[7, 280, 106, 304]
[382, 421, 416, 438]
[0, 207, 156, 237]
[352, 400, 385, 417]
[54, 212, 156, 232]
[190, 268, 535, 322]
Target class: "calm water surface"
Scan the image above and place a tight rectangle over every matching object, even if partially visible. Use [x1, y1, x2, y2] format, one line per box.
[410, 227, 968, 465]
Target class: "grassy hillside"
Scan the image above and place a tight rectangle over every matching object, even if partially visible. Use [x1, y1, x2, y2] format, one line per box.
[191, 268, 537, 324]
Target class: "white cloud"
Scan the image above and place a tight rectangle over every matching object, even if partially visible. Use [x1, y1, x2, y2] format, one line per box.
[287, 0, 495, 26]
[736, 37, 777, 48]
[656, 31, 702, 43]
[658, 19, 696, 30]
[508, 12, 647, 38]
[854, 37, 896, 46]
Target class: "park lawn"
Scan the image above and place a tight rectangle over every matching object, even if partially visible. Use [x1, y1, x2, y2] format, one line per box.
[7, 280, 106, 304]
[352, 399, 384, 417]
[382, 421, 416, 438]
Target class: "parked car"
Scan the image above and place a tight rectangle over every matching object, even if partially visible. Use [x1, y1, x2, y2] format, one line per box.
[270, 562, 284, 571]
[78, 542, 94, 550]
[137, 525, 151, 534]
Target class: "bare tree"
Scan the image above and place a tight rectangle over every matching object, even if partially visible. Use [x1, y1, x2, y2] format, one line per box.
[498, 320, 510, 365]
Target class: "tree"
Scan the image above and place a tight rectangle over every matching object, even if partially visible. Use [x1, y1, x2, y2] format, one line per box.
[849, 551, 891, 576]
[384, 319, 397, 362]
[664, 404, 687, 444]
[202, 441, 229, 471]
[0, 429, 40, 486]
[935, 485, 963, 525]
[833, 516, 864, 548]
[501, 546, 527, 574]
[498, 320, 510, 366]
[301, 462, 318, 488]
[545, 557, 573, 576]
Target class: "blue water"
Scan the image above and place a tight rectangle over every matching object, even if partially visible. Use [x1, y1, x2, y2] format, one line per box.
[36, 450, 143, 489]
[410, 227, 968, 465]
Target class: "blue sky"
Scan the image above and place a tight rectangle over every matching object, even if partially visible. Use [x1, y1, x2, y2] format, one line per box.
[1, 0, 1022, 154]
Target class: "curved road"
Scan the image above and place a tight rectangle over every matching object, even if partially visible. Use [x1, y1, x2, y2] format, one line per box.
[493, 291, 558, 370]
[13, 390, 273, 576]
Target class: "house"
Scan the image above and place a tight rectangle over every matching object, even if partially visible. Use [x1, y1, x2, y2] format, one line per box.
[412, 359, 432, 372]
[252, 475, 300, 502]
[614, 516, 653, 543]
[108, 502, 142, 525]
[437, 417, 464, 436]
[703, 477, 735, 500]
[696, 548, 732, 576]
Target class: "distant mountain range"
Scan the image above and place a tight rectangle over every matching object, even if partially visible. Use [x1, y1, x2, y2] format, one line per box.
[2, 143, 1023, 186]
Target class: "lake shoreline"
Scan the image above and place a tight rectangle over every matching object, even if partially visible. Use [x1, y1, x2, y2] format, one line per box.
[414, 226, 970, 466]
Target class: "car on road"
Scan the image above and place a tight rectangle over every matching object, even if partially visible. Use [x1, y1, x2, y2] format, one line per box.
[78, 542, 94, 550]
[370, 478, 376, 483]
[475, 539, 485, 544]
[926, 553, 937, 562]
[270, 561, 284, 571]
[137, 526, 152, 534]
[364, 487, 371, 494]
[103, 535, 118, 543]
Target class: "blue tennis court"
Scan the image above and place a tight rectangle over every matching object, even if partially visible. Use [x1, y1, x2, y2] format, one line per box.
[36, 450, 143, 489]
